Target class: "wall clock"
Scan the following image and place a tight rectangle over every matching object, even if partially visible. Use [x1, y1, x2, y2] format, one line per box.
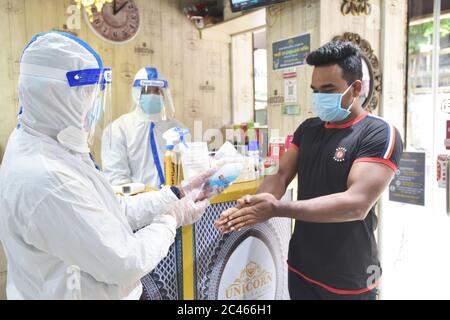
[87, 0, 140, 44]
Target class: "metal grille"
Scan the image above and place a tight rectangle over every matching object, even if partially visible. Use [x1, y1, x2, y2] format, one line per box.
[141, 229, 182, 300]
[193, 201, 235, 300]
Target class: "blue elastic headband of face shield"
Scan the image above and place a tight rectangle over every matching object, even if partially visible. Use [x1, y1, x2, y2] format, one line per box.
[67, 68, 112, 89]
[22, 31, 110, 90]
[133, 67, 168, 89]
[133, 79, 168, 89]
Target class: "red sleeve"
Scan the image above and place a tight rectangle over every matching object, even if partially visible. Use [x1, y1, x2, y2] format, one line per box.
[290, 120, 309, 151]
[354, 121, 404, 172]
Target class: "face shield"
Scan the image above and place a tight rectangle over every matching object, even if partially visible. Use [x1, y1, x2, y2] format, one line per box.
[67, 67, 113, 147]
[132, 68, 175, 121]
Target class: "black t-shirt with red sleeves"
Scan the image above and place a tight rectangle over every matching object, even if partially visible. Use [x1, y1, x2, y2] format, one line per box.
[287, 112, 403, 294]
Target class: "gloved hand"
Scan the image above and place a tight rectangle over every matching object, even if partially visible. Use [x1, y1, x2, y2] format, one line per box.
[180, 168, 219, 201]
[168, 196, 210, 228]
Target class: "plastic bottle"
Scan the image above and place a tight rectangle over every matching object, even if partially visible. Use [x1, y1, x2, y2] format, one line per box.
[164, 144, 177, 186]
[259, 158, 265, 178]
[162, 127, 189, 186]
[209, 163, 244, 188]
[248, 139, 260, 180]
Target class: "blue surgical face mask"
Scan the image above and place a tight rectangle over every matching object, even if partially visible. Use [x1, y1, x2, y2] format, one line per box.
[140, 94, 163, 115]
[313, 83, 356, 122]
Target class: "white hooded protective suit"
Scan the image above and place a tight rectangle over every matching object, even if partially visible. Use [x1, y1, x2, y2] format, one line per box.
[101, 67, 183, 188]
[0, 32, 180, 300]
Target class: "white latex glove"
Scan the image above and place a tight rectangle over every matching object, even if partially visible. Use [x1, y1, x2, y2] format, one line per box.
[180, 168, 218, 201]
[168, 196, 210, 228]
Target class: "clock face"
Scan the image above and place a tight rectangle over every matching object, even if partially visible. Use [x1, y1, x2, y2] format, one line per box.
[89, 0, 140, 44]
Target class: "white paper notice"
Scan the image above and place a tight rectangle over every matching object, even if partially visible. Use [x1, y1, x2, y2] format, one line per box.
[284, 78, 297, 104]
[180, 142, 211, 180]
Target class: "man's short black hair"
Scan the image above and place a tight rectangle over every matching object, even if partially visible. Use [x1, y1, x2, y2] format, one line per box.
[306, 41, 363, 85]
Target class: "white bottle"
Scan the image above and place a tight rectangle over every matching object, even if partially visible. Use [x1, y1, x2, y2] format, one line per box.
[248, 140, 260, 180]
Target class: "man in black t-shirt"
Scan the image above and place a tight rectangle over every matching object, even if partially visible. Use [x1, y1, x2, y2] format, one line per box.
[215, 41, 403, 300]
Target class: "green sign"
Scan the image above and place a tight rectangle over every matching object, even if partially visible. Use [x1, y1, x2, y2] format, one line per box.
[282, 104, 300, 116]
[272, 33, 310, 70]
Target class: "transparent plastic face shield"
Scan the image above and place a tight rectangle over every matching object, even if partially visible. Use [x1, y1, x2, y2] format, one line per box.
[67, 67, 112, 147]
[133, 78, 175, 121]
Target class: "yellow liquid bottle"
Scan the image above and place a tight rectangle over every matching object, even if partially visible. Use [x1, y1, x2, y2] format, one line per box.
[164, 146, 177, 187]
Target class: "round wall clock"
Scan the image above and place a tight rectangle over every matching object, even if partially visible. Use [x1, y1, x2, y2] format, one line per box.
[87, 0, 140, 44]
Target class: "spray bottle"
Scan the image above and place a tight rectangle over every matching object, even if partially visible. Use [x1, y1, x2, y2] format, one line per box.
[162, 127, 190, 186]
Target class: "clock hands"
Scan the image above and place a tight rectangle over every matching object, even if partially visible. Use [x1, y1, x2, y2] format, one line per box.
[91, 0, 139, 43]
[113, 0, 129, 15]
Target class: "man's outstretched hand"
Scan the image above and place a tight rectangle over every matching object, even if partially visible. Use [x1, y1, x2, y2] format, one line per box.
[214, 193, 279, 233]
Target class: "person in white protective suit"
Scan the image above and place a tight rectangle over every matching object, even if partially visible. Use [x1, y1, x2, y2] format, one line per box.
[0, 32, 213, 300]
[101, 67, 184, 188]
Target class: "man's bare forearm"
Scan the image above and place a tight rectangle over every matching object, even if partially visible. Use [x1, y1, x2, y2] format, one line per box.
[275, 191, 367, 223]
[257, 174, 289, 200]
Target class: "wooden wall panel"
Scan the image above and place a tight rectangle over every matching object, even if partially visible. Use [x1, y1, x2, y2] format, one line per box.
[380, 0, 407, 133]
[320, 0, 382, 52]
[266, 0, 383, 137]
[231, 32, 254, 124]
[266, 0, 320, 137]
[0, 0, 231, 161]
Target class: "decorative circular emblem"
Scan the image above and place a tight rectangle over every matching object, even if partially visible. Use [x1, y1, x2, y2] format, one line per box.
[88, 0, 140, 44]
[332, 32, 381, 112]
[203, 228, 285, 300]
[333, 147, 347, 162]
